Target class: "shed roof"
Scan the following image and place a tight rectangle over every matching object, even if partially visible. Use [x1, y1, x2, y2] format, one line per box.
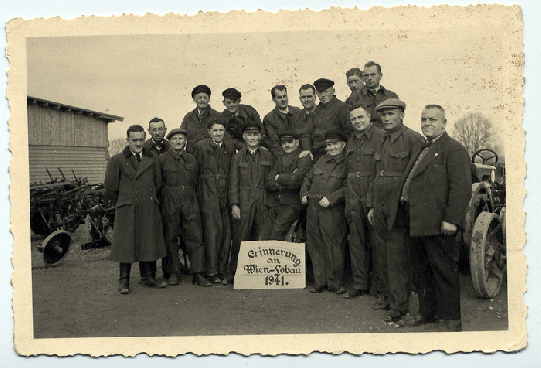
[27, 96, 124, 123]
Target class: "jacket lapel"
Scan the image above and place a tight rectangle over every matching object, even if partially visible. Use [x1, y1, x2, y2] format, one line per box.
[135, 155, 154, 178]
[411, 133, 448, 178]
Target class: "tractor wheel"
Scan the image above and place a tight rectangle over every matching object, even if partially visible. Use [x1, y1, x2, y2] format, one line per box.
[470, 211, 506, 298]
[38, 230, 71, 266]
[463, 182, 492, 247]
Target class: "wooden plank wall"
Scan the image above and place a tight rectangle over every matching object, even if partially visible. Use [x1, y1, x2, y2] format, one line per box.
[29, 146, 109, 185]
[27, 104, 108, 148]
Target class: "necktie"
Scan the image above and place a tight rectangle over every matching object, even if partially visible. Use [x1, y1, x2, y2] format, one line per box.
[135, 152, 141, 161]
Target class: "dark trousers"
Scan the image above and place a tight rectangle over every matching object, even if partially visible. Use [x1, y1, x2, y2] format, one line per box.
[410, 234, 461, 320]
[346, 203, 371, 291]
[163, 208, 205, 274]
[306, 202, 347, 290]
[373, 203, 411, 313]
[202, 207, 231, 276]
[260, 204, 301, 241]
[230, 201, 265, 275]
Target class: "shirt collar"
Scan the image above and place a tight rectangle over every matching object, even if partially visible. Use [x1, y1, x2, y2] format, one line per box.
[169, 149, 183, 159]
[384, 125, 404, 143]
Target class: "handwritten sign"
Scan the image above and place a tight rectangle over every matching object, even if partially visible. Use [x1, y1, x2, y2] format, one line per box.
[234, 240, 306, 289]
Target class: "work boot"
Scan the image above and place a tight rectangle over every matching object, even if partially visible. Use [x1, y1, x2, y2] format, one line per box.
[169, 273, 180, 286]
[398, 313, 436, 327]
[118, 262, 131, 294]
[384, 309, 404, 323]
[192, 273, 212, 287]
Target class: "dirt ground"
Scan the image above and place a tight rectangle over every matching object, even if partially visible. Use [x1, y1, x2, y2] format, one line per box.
[31, 225, 508, 338]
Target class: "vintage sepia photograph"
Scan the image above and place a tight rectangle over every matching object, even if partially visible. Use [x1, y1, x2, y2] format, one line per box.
[7, 4, 526, 357]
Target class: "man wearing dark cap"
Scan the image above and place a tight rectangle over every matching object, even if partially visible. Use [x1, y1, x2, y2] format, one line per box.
[300, 130, 348, 294]
[261, 85, 309, 159]
[342, 103, 385, 299]
[181, 85, 220, 153]
[218, 87, 261, 150]
[312, 78, 352, 162]
[366, 98, 425, 323]
[193, 120, 236, 284]
[157, 128, 211, 287]
[347, 61, 399, 128]
[104, 125, 167, 294]
[262, 131, 313, 240]
[345, 67, 364, 105]
[228, 122, 274, 284]
[144, 117, 170, 156]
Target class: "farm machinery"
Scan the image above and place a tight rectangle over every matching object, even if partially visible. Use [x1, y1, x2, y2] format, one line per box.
[30, 168, 115, 266]
[463, 149, 506, 298]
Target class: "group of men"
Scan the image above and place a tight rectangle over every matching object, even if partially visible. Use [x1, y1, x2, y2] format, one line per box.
[104, 60, 472, 331]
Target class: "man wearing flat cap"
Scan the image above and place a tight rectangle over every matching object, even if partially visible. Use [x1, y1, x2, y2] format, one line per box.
[300, 130, 348, 294]
[181, 85, 220, 153]
[366, 98, 425, 323]
[342, 103, 385, 299]
[347, 61, 399, 128]
[158, 128, 211, 287]
[192, 119, 236, 284]
[262, 131, 313, 241]
[218, 87, 261, 150]
[228, 122, 274, 284]
[262, 85, 310, 159]
[311, 78, 353, 162]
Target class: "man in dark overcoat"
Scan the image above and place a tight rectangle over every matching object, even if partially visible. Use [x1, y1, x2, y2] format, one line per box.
[181, 85, 220, 153]
[144, 117, 170, 155]
[367, 99, 425, 323]
[300, 130, 348, 294]
[262, 131, 313, 241]
[193, 120, 236, 284]
[228, 122, 274, 284]
[399, 105, 471, 331]
[158, 128, 211, 287]
[343, 103, 384, 299]
[104, 125, 167, 294]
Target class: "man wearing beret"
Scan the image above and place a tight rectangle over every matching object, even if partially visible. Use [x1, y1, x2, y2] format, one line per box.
[157, 128, 211, 287]
[262, 131, 313, 241]
[312, 78, 353, 163]
[141, 117, 170, 287]
[144, 117, 170, 156]
[192, 120, 236, 284]
[104, 125, 167, 294]
[347, 61, 399, 129]
[300, 130, 348, 294]
[181, 85, 220, 153]
[344, 67, 364, 105]
[343, 103, 385, 299]
[262, 85, 310, 159]
[218, 87, 261, 151]
[367, 98, 425, 323]
[228, 122, 274, 284]
[399, 105, 471, 331]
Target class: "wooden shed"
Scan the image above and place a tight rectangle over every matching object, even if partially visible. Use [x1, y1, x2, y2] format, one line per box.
[27, 96, 124, 184]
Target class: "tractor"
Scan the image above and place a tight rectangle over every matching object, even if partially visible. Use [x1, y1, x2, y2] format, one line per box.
[463, 149, 506, 298]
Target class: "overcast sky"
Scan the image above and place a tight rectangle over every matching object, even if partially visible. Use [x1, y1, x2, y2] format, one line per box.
[27, 19, 506, 145]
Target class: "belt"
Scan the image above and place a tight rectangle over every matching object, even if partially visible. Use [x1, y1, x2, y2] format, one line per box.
[348, 171, 372, 178]
[201, 174, 226, 180]
[377, 170, 403, 177]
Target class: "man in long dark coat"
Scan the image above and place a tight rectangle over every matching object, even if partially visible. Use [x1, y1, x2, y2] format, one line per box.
[399, 105, 471, 331]
[193, 120, 236, 284]
[104, 125, 167, 294]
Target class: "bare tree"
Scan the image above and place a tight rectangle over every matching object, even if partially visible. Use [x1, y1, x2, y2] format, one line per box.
[451, 112, 494, 157]
[108, 137, 127, 158]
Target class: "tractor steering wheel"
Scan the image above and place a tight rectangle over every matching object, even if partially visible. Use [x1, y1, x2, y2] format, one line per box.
[472, 148, 498, 165]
